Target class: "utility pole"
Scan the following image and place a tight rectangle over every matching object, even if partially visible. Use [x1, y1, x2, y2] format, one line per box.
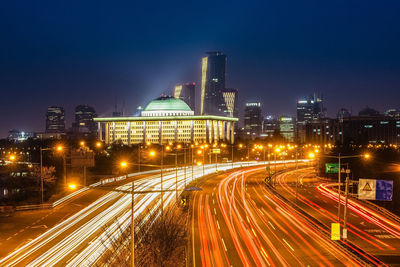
[131, 178, 135, 267]
[338, 154, 341, 223]
[343, 168, 350, 240]
[40, 149, 44, 205]
[161, 146, 164, 217]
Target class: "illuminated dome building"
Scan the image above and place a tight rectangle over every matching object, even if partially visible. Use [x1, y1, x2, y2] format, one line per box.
[95, 96, 237, 145]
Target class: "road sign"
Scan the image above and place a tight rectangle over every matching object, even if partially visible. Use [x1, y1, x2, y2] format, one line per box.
[212, 148, 221, 154]
[331, 223, 340, 240]
[181, 198, 187, 206]
[358, 179, 376, 200]
[358, 179, 393, 201]
[325, 163, 339, 173]
[376, 180, 393, 201]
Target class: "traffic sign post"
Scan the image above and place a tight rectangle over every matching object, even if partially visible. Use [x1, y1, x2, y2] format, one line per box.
[358, 179, 393, 201]
[325, 163, 339, 173]
[331, 223, 340, 240]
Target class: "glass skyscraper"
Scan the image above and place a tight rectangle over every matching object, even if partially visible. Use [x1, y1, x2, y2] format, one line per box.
[200, 52, 227, 116]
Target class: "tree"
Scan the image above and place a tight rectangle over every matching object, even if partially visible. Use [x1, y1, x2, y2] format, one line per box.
[31, 165, 57, 185]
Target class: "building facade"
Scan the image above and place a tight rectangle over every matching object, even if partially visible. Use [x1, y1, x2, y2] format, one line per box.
[305, 116, 400, 145]
[243, 102, 262, 139]
[279, 116, 295, 142]
[200, 52, 227, 116]
[45, 106, 65, 133]
[95, 96, 237, 145]
[221, 88, 238, 118]
[73, 105, 97, 134]
[173, 82, 196, 111]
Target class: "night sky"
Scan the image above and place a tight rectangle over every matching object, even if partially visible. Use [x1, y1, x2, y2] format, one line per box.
[1, 1, 400, 137]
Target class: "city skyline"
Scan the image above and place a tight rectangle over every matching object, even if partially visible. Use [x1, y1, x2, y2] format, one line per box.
[1, 1, 400, 138]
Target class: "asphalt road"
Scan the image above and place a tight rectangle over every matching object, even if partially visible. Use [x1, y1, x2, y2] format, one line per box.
[190, 164, 367, 267]
[0, 161, 274, 266]
[275, 167, 400, 266]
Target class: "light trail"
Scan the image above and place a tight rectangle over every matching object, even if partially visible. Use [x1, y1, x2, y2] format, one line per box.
[1, 160, 297, 266]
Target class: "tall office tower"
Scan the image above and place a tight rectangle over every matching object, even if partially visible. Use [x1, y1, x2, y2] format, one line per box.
[279, 116, 295, 142]
[73, 105, 97, 134]
[221, 88, 238, 117]
[262, 115, 279, 138]
[244, 102, 262, 138]
[174, 82, 196, 111]
[296, 93, 326, 124]
[45, 106, 65, 133]
[200, 52, 227, 115]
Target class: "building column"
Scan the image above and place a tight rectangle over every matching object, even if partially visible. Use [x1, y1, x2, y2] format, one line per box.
[98, 122, 102, 141]
[211, 120, 215, 144]
[230, 122, 235, 144]
[127, 121, 131, 146]
[159, 121, 162, 144]
[105, 122, 109, 144]
[206, 120, 210, 143]
[190, 120, 194, 143]
[112, 122, 115, 143]
[174, 121, 178, 143]
[143, 121, 146, 143]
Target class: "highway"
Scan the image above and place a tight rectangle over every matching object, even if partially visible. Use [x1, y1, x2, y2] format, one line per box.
[0, 160, 280, 266]
[191, 164, 366, 267]
[275, 167, 400, 265]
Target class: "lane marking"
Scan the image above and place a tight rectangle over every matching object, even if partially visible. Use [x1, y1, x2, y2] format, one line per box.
[268, 221, 276, 230]
[216, 220, 220, 230]
[221, 238, 228, 251]
[283, 238, 295, 252]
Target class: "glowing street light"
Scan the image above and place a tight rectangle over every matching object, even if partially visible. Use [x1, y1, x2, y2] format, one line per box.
[149, 150, 156, 157]
[68, 183, 77, 190]
[308, 152, 315, 159]
[9, 155, 16, 161]
[57, 145, 63, 152]
[364, 153, 371, 159]
[120, 161, 128, 168]
[80, 141, 85, 147]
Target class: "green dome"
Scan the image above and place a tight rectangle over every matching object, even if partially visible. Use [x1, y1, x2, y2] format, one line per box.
[144, 96, 192, 111]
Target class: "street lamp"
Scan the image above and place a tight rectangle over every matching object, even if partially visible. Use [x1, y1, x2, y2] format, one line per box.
[119, 160, 134, 266]
[321, 152, 371, 240]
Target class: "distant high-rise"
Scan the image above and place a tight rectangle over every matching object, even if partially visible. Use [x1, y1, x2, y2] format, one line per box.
[244, 102, 262, 138]
[297, 93, 326, 124]
[262, 115, 279, 138]
[46, 106, 65, 133]
[73, 105, 97, 134]
[221, 88, 238, 117]
[200, 52, 227, 115]
[279, 116, 295, 142]
[174, 82, 196, 111]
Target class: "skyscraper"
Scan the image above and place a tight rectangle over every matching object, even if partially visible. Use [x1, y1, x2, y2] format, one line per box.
[244, 102, 262, 139]
[221, 88, 238, 118]
[45, 106, 65, 133]
[200, 52, 227, 115]
[173, 82, 196, 111]
[73, 105, 97, 134]
[296, 93, 326, 124]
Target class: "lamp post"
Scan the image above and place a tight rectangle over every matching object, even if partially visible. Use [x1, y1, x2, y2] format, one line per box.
[120, 161, 134, 267]
[40, 148, 51, 205]
[320, 152, 370, 239]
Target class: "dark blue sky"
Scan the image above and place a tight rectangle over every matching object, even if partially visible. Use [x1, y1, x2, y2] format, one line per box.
[1, 0, 400, 137]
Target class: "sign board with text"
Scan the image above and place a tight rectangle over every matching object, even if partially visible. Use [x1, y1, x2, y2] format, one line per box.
[358, 179, 393, 201]
[212, 149, 221, 154]
[325, 163, 339, 173]
[331, 223, 340, 240]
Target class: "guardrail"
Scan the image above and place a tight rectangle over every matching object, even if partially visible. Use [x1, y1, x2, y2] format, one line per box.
[6, 159, 309, 213]
[15, 204, 53, 211]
